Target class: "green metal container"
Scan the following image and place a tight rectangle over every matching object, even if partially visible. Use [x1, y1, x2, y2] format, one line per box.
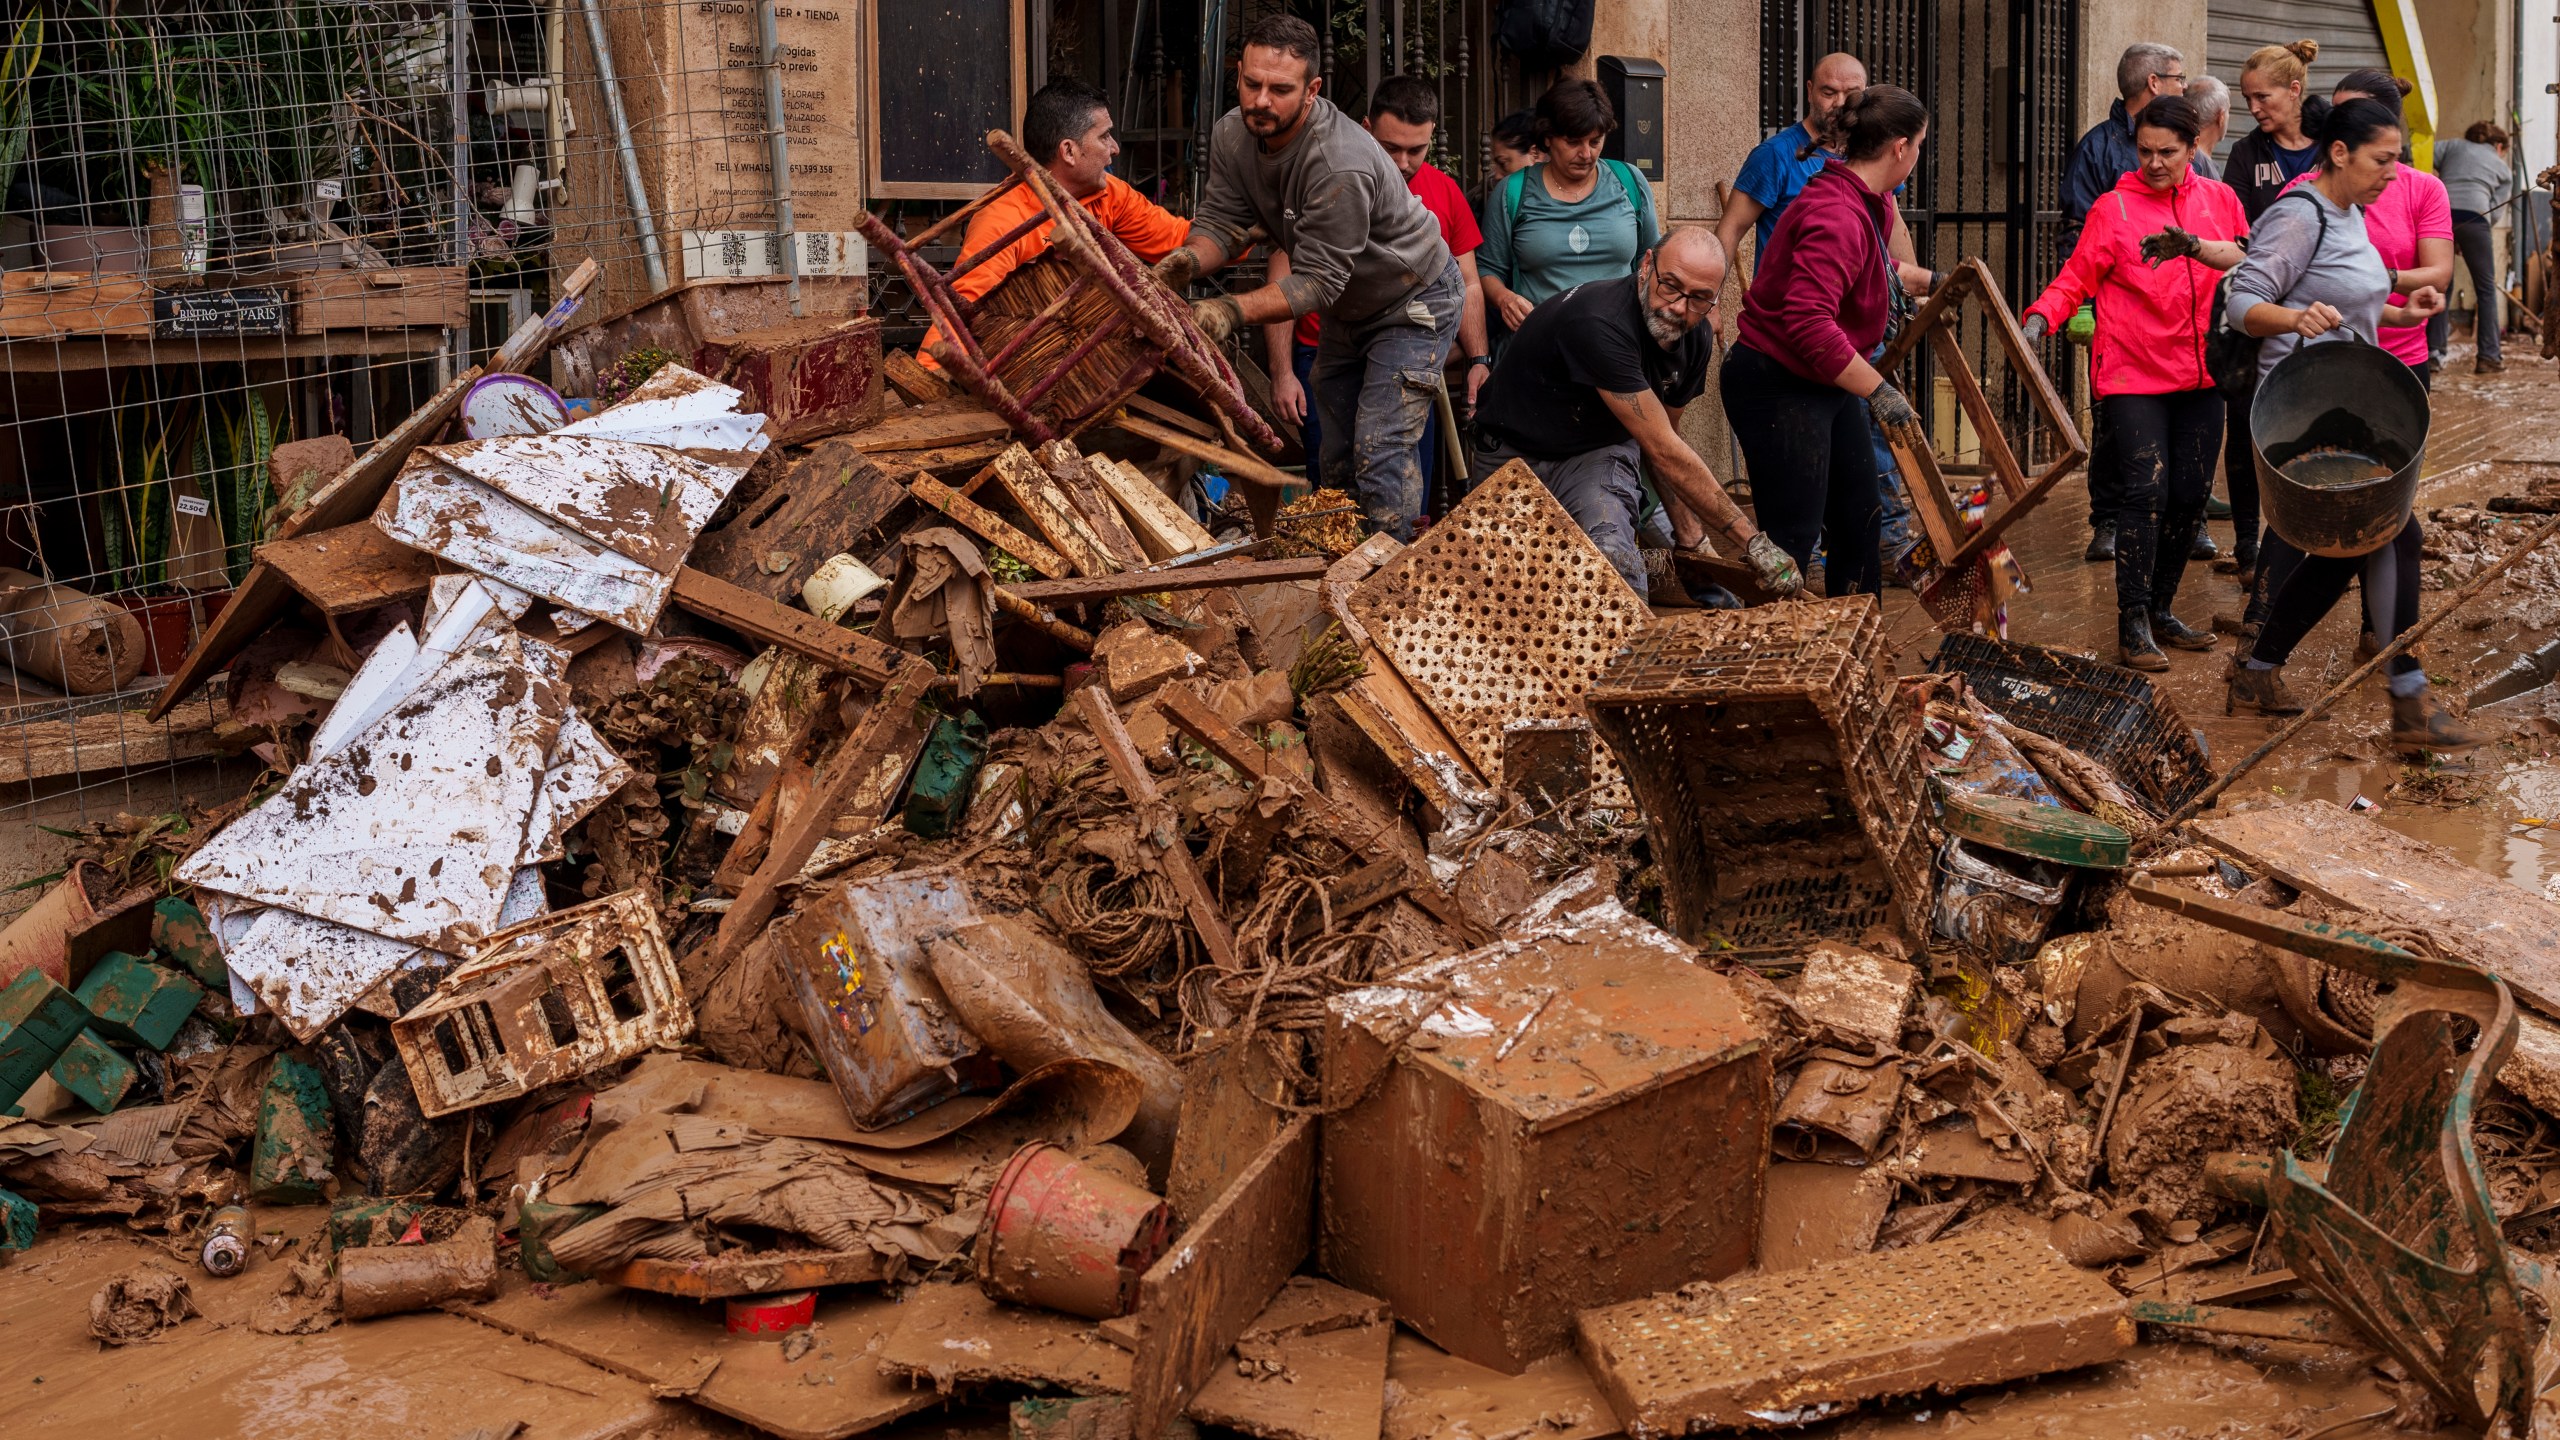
[902, 710, 987, 839]
[0, 969, 89, 1111]
[250, 1053, 335, 1204]
[49, 1029, 137, 1114]
[74, 950, 205, 1051]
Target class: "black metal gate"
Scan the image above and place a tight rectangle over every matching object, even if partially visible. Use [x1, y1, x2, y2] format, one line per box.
[1758, 0, 2077, 454]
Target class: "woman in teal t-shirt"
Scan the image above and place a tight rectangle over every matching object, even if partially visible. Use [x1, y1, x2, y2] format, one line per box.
[1478, 79, 1661, 336]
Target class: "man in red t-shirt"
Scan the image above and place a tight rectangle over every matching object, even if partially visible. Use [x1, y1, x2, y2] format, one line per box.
[1263, 76, 1488, 489]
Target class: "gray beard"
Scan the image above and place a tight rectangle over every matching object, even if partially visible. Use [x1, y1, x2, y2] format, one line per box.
[1644, 307, 1688, 348]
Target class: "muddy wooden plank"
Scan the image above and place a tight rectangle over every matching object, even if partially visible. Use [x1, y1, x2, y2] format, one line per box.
[994, 444, 1120, 577]
[1042, 442, 1151, 571]
[146, 259, 599, 721]
[709, 658, 936, 962]
[907, 473, 1074, 580]
[460, 1269, 929, 1440]
[1090, 456, 1215, 561]
[852, 403, 1013, 452]
[1165, 1035, 1295, 1226]
[1758, 1162, 1894, 1271]
[1076, 686, 1237, 969]
[1190, 1318, 1391, 1440]
[0, 689, 223, 787]
[894, 438, 1009, 477]
[689, 439, 913, 601]
[1382, 1334, 1616, 1440]
[1128, 1113, 1318, 1440]
[876, 1279, 1133, 1394]
[1114, 413, 1294, 491]
[2193, 800, 2560, 1017]
[671, 566, 906, 686]
[257, 523, 440, 615]
[884, 348, 954, 404]
[1004, 558, 1328, 606]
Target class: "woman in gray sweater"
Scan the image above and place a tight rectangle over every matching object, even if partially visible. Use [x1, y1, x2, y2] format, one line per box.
[2222, 98, 2481, 754]
[2435, 121, 2514, 372]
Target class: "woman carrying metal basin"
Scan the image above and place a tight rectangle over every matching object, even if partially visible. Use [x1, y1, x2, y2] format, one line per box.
[2218, 97, 2481, 752]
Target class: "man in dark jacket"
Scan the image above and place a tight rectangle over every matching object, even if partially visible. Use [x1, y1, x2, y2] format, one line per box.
[2059, 41, 2187, 562]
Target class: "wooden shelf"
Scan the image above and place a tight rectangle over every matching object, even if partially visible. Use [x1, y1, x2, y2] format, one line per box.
[0, 325, 453, 374]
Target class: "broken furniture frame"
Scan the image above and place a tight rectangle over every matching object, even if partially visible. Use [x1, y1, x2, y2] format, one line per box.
[856, 130, 1281, 455]
[1874, 258, 2087, 629]
[392, 889, 691, 1118]
[2130, 879, 2555, 1431]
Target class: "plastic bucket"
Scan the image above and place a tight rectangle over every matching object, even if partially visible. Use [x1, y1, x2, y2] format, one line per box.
[973, 1141, 1172, 1319]
[2249, 337, 2428, 558]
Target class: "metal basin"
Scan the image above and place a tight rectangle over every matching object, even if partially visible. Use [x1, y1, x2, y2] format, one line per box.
[2249, 338, 2428, 558]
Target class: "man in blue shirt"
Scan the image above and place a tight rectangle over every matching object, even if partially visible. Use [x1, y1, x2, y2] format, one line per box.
[1717, 51, 1868, 264]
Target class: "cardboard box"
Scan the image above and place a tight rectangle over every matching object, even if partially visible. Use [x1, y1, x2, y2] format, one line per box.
[1319, 923, 1770, 1373]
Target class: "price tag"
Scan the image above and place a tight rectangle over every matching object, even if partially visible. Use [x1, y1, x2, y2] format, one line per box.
[315, 178, 345, 201]
[174, 495, 212, 518]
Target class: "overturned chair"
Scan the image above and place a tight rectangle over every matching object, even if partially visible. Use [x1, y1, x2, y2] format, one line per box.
[857, 130, 1279, 454]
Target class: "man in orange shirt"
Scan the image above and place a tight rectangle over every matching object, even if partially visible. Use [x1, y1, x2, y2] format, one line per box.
[920, 78, 1190, 365]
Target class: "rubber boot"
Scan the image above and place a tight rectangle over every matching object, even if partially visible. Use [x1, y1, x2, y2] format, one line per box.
[2390, 688, 2488, 754]
[2225, 657, 2304, 716]
[2085, 521, 2118, 563]
[2119, 614, 2169, 672]
[2189, 532, 2220, 561]
[2151, 611, 2217, 651]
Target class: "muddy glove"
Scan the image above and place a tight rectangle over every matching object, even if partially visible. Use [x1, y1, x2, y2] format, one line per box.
[1190, 295, 1243, 344]
[2140, 226, 2202, 266]
[2020, 313, 2050, 342]
[1744, 532, 1804, 596]
[1867, 379, 1928, 453]
[1153, 246, 1202, 292]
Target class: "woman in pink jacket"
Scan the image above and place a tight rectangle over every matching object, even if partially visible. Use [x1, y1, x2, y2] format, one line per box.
[2021, 95, 2248, 670]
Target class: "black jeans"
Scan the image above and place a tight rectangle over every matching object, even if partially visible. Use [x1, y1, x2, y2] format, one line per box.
[2104, 390, 2223, 619]
[2220, 373, 2260, 561]
[1720, 341, 1882, 596]
[2086, 399, 2122, 536]
[2249, 516, 2425, 680]
[2454, 213, 2502, 365]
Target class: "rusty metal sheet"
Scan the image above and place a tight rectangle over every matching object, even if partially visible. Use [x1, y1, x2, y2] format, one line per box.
[429, 435, 740, 574]
[392, 890, 693, 1117]
[553, 363, 774, 470]
[877, 1279, 1134, 1394]
[1574, 1229, 2133, 1435]
[1189, 1318, 1391, 1440]
[1346, 460, 1651, 803]
[2193, 800, 2560, 1017]
[377, 460, 674, 632]
[1129, 1114, 1317, 1440]
[177, 625, 566, 956]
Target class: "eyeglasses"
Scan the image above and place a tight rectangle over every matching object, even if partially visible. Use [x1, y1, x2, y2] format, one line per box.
[2158, 73, 2188, 88]
[1651, 269, 1718, 310]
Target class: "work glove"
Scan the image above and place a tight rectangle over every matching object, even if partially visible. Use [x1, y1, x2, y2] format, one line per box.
[1153, 247, 1202, 292]
[1743, 532, 1804, 597]
[1867, 379, 1928, 453]
[2140, 226, 2203, 266]
[2020, 313, 2050, 343]
[1191, 295, 1243, 344]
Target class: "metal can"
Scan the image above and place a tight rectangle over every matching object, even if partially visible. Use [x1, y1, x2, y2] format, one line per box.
[200, 1204, 250, 1277]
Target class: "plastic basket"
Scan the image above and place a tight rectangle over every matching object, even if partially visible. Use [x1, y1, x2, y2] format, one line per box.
[1927, 634, 2213, 815]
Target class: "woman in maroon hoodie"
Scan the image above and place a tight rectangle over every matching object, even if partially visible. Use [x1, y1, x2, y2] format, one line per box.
[2019, 95, 2248, 670]
[1721, 85, 1931, 597]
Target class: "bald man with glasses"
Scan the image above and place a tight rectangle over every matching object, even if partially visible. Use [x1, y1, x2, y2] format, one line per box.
[1469, 228, 1801, 601]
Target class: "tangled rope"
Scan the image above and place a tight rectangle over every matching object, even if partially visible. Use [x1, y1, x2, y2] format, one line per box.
[1175, 860, 1410, 1052]
[1049, 859, 1190, 986]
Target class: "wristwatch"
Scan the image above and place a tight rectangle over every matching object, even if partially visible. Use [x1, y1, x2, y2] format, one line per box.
[1466, 355, 1492, 368]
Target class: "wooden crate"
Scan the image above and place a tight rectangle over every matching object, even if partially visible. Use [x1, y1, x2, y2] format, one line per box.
[0, 271, 154, 340]
[293, 266, 468, 332]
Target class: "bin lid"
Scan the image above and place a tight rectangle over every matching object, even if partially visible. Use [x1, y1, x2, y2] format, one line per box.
[1935, 784, 2131, 869]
